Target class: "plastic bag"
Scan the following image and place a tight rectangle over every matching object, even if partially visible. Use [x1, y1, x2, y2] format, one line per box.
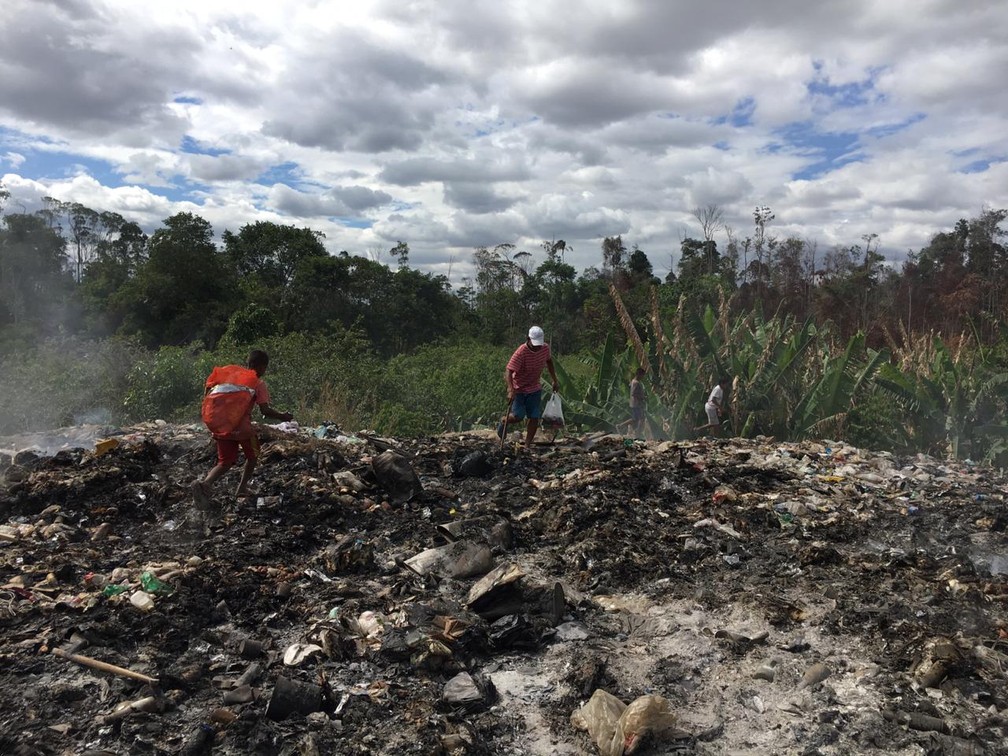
[571, 689, 676, 755]
[542, 392, 564, 429]
[201, 365, 258, 439]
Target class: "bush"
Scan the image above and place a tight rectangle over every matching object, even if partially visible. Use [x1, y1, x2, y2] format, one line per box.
[246, 329, 381, 427]
[220, 303, 281, 347]
[123, 344, 217, 423]
[371, 402, 438, 437]
[843, 390, 907, 453]
[378, 342, 514, 433]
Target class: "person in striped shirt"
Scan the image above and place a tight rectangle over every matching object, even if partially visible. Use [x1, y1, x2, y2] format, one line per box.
[498, 325, 559, 450]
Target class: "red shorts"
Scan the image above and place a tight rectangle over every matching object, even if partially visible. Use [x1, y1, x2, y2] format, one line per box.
[215, 435, 259, 466]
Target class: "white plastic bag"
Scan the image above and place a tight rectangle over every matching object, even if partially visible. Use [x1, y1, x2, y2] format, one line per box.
[571, 689, 677, 755]
[542, 392, 564, 428]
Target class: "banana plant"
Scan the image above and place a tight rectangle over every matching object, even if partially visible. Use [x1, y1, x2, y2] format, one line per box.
[553, 334, 636, 431]
[875, 334, 1008, 459]
[791, 333, 888, 439]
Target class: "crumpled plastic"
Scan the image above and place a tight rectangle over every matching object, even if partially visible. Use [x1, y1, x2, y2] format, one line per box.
[571, 689, 677, 755]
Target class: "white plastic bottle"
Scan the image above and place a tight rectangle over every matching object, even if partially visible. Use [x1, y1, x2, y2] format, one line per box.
[129, 590, 155, 612]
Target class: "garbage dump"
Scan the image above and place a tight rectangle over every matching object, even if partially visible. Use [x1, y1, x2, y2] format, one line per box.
[1, 422, 1006, 754]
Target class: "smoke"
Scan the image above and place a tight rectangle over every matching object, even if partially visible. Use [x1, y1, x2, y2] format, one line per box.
[74, 407, 112, 425]
[0, 423, 112, 457]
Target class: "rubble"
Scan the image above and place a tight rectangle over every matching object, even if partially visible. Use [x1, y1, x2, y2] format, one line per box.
[1, 423, 1007, 754]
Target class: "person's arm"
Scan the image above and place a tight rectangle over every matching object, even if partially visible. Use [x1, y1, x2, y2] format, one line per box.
[259, 403, 293, 422]
[546, 358, 559, 392]
[504, 366, 516, 398]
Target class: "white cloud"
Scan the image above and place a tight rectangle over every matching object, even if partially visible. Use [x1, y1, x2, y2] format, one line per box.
[0, 0, 1006, 281]
[3, 152, 25, 169]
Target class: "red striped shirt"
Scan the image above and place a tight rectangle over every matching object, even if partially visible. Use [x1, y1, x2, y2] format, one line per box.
[507, 343, 551, 394]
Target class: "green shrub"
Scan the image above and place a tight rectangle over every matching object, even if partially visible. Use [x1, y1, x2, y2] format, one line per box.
[843, 390, 907, 453]
[371, 402, 438, 437]
[378, 342, 514, 433]
[219, 303, 281, 347]
[245, 329, 381, 425]
[122, 344, 216, 423]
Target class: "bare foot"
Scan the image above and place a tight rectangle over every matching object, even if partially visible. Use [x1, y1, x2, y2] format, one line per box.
[235, 487, 260, 499]
[191, 481, 210, 509]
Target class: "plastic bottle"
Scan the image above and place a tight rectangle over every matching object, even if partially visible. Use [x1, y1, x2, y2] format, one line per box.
[130, 590, 155, 612]
[141, 571, 174, 595]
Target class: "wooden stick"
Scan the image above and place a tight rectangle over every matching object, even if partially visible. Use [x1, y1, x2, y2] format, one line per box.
[500, 395, 511, 452]
[51, 648, 159, 685]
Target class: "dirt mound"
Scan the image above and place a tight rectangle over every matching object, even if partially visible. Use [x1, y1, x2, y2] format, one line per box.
[1, 423, 1006, 754]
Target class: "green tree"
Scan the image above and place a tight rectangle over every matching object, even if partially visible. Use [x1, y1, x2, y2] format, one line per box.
[221, 221, 328, 332]
[0, 211, 72, 331]
[80, 217, 148, 333]
[626, 245, 657, 286]
[471, 244, 526, 344]
[531, 241, 581, 351]
[286, 253, 456, 355]
[601, 235, 627, 281]
[116, 212, 239, 346]
[389, 241, 410, 269]
[42, 198, 103, 284]
[223, 220, 328, 290]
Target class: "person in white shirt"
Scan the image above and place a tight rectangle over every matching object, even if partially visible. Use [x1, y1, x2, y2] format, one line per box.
[695, 377, 731, 436]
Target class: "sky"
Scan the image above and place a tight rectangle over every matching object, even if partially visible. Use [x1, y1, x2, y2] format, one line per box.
[1, 0, 1006, 283]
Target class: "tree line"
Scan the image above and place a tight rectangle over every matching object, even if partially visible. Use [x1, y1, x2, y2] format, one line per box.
[2, 184, 1006, 459]
[1, 184, 1006, 357]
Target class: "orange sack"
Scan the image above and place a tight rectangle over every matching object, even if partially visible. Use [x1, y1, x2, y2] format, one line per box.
[201, 365, 259, 439]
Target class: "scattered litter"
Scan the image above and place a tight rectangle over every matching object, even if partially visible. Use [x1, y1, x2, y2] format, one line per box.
[1, 424, 1006, 754]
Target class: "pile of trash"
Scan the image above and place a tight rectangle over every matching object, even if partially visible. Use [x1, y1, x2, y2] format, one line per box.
[1, 422, 1006, 754]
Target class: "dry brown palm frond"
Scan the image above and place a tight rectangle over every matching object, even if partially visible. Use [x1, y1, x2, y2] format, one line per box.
[891, 328, 931, 371]
[609, 283, 650, 372]
[650, 285, 668, 380]
[881, 322, 900, 353]
[717, 288, 732, 343]
[952, 330, 972, 364]
[897, 319, 911, 351]
[671, 293, 699, 362]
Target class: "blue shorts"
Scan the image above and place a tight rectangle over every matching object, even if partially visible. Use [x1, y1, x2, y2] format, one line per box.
[511, 390, 543, 420]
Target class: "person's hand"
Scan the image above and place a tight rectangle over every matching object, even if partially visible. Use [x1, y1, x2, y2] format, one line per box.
[552, 380, 559, 392]
[506, 386, 514, 400]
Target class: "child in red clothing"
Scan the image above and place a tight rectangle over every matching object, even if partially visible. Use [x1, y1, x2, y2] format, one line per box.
[191, 349, 293, 506]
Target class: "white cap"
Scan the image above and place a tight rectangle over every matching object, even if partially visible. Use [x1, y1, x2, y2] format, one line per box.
[528, 325, 545, 346]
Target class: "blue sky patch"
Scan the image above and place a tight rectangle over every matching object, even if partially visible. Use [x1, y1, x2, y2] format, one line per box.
[768, 121, 865, 180]
[173, 95, 203, 105]
[711, 97, 755, 128]
[336, 217, 374, 229]
[0, 125, 209, 210]
[807, 62, 886, 110]
[255, 161, 304, 187]
[866, 113, 925, 139]
[959, 156, 1004, 174]
[180, 135, 230, 156]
